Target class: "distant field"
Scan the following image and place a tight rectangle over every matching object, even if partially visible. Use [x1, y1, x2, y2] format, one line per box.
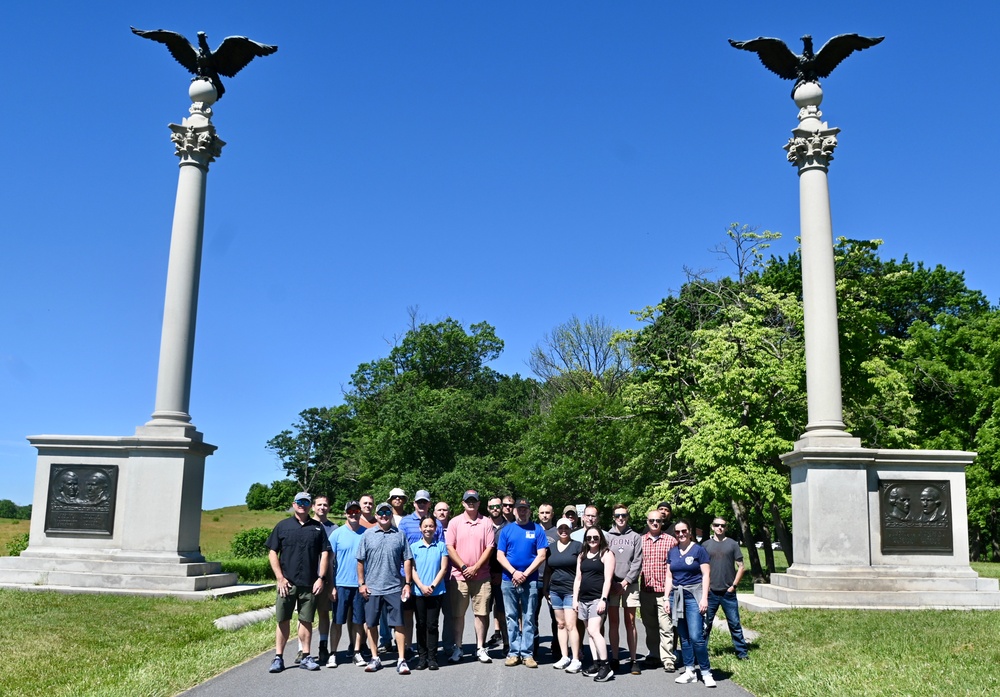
[199, 505, 291, 557]
[0, 519, 29, 553]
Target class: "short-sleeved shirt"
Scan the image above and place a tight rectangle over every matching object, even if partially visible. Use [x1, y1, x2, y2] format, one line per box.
[546, 539, 582, 595]
[356, 525, 414, 595]
[640, 532, 677, 593]
[446, 513, 495, 581]
[703, 536, 743, 591]
[667, 543, 710, 588]
[399, 512, 445, 546]
[410, 539, 448, 596]
[330, 523, 366, 587]
[497, 521, 549, 582]
[266, 517, 332, 587]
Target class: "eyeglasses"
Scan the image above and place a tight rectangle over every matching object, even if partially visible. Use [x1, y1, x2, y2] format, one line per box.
[346, 509, 361, 515]
[675, 529, 689, 535]
[585, 536, 600, 542]
[613, 513, 628, 518]
[502, 503, 514, 508]
[712, 523, 726, 528]
[376, 510, 393, 517]
[390, 496, 404, 500]
[646, 519, 663, 524]
[488, 504, 501, 509]
[294, 500, 310, 507]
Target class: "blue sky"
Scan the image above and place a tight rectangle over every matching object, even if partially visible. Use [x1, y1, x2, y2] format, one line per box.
[3, 2, 998, 510]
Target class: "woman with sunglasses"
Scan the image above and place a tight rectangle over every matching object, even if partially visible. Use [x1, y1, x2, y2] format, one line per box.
[663, 520, 715, 688]
[543, 517, 583, 673]
[573, 525, 615, 682]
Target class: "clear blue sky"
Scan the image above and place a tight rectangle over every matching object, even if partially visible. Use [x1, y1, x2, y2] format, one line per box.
[3, 2, 997, 509]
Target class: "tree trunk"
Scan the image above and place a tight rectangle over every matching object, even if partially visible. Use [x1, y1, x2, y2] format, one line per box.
[770, 500, 794, 566]
[730, 499, 766, 583]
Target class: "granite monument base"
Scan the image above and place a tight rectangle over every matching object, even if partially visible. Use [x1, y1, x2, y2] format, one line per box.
[0, 427, 257, 599]
[741, 445, 1000, 611]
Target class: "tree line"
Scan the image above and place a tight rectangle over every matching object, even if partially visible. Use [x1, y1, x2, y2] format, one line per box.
[248, 225, 1000, 577]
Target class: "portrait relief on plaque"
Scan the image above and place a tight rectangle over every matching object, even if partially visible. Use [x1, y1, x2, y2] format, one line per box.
[45, 464, 119, 535]
[879, 479, 951, 554]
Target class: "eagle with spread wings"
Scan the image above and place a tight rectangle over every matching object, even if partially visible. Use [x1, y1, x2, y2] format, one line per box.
[131, 27, 278, 100]
[728, 34, 883, 97]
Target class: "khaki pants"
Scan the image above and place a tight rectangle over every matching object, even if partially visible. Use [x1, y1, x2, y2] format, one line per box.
[639, 590, 675, 668]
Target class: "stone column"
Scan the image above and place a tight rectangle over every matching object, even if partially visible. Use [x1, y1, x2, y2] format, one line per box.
[783, 82, 859, 449]
[147, 80, 226, 429]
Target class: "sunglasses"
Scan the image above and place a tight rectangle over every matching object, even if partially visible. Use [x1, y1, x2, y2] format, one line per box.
[647, 518, 663, 524]
[502, 503, 514, 508]
[713, 523, 726, 528]
[613, 513, 628, 518]
[376, 510, 393, 517]
[488, 504, 501, 509]
[675, 529, 690, 535]
[346, 509, 361, 515]
[585, 536, 600, 541]
[294, 500, 311, 507]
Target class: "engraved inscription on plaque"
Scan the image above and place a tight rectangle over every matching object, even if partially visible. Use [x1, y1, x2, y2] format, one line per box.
[45, 464, 118, 535]
[879, 479, 952, 554]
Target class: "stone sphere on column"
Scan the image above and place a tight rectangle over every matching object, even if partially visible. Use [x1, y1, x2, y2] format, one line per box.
[793, 81, 823, 108]
[189, 78, 218, 106]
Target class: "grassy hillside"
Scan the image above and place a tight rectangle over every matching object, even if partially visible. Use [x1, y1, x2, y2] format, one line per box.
[0, 519, 29, 554]
[198, 505, 291, 557]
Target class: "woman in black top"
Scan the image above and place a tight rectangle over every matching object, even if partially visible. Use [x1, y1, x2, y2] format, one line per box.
[573, 525, 615, 682]
[543, 517, 583, 672]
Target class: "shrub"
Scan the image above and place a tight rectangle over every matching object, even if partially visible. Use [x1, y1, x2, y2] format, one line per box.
[230, 526, 272, 559]
[6, 532, 29, 557]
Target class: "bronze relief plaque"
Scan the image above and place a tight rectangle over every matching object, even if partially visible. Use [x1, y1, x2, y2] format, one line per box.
[879, 479, 952, 554]
[45, 464, 118, 535]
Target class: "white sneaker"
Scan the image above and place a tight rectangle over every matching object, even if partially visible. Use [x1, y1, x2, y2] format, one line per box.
[702, 670, 716, 688]
[675, 668, 697, 684]
[553, 656, 571, 670]
[397, 660, 410, 675]
[564, 658, 582, 673]
[449, 646, 463, 663]
[353, 653, 367, 667]
[477, 647, 493, 664]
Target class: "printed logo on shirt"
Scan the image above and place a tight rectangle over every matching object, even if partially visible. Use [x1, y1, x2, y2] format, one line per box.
[685, 556, 695, 566]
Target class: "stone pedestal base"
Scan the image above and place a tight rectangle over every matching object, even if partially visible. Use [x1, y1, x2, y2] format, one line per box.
[743, 445, 1000, 611]
[0, 427, 247, 598]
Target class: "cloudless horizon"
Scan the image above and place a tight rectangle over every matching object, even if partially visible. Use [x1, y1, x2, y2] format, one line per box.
[3, 2, 998, 510]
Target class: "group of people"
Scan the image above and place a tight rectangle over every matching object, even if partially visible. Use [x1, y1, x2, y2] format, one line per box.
[264, 488, 750, 687]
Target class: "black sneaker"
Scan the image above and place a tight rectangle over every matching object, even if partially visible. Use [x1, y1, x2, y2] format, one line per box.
[594, 661, 613, 682]
[486, 631, 502, 648]
[413, 658, 428, 670]
[582, 663, 599, 677]
[428, 660, 440, 671]
[268, 656, 284, 673]
[630, 660, 641, 675]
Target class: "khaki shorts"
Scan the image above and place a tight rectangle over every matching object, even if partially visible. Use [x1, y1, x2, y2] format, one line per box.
[608, 584, 641, 608]
[275, 585, 317, 623]
[449, 578, 492, 617]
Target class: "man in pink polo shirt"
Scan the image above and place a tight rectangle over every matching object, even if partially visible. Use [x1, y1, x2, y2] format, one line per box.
[445, 489, 496, 665]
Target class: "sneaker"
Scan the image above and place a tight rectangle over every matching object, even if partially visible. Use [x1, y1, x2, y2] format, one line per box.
[594, 661, 613, 683]
[582, 663, 599, 677]
[523, 657, 538, 668]
[663, 663, 677, 673]
[413, 658, 428, 671]
[397, 660, 410, 675]
[377, 643, 389, 655]
[505, 655, 521, 667]
[675, 668, 697, 684]
[428, 660, 440, 670]
[449, 646, 463, 663]
[610, 658, 620, 672]
[365, 657, 382, 673]
[353, 653, 367, 667]
[318, 646, 330, 666]
[299, 655, 321, 671]
[564, 659, 582, 674]
[268, 656, 284, 673]
[294, 650, 304, 665]
[702, 670, 716, 688]
[630, 660, 641, 675]
[477, 647, 493, 664]
[486, 631, 502, 648]
[553, 656, 571, 670]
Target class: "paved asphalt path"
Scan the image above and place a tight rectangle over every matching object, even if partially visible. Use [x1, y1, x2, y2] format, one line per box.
[182, 610, 753, 697]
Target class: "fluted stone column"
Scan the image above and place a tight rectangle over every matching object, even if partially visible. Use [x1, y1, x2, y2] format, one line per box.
[147, 79, 225, 430]
[784, 82, 859, 449]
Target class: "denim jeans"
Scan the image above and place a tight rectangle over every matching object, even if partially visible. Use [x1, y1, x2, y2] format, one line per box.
[704, 589, 748, 658]
[501, 579, 541, 658]
[675, 589, 710, 672]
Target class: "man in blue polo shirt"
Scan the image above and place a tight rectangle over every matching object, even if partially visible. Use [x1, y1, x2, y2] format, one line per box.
[328, 500, 368, 667]
[496, 497, 548, 668]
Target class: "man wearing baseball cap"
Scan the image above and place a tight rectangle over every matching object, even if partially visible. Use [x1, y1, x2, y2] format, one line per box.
[266, 492, 331, 674]
[328, 500, 368, 667]
[445, 489, 495, 664]
[496, 497, 548, 668]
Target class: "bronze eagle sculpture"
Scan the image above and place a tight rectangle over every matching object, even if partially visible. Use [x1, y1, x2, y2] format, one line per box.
[131, 27, 278, 99]
[728, 34, 883, 97]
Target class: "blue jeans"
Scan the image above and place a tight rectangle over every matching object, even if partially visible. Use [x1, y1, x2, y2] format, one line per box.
[704, 589, 749, 658]
[675, 589, 710, 672]
[501, 579, 541, 658]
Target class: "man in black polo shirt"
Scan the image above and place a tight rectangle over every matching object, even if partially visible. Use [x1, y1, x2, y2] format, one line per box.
[266, 491, 332, 673]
